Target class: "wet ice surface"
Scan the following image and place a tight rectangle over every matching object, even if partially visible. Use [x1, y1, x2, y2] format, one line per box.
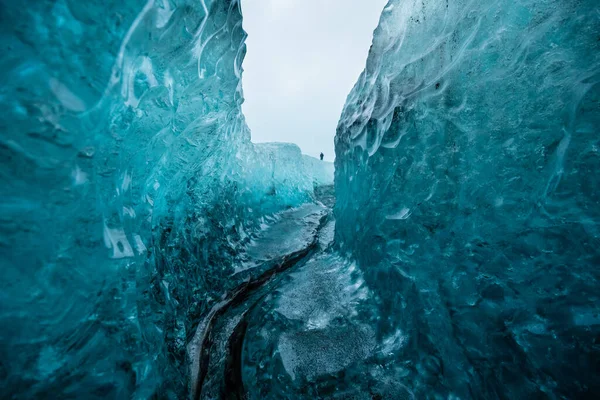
[192, 184, 417, 399]
[273, 254, 374, 381]
[241, 252, 414, 400]
[190, 196, 330, 399]
[316, 217, 335, 250]
[277, 324, 375, 381]
[274, 254, 367, 329]
[235, 203, 327, 275]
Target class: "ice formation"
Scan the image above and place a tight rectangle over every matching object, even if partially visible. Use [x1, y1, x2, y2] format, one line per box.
[242, 142, 333, 209]
[1, 0, 599, 398]
[0, 0, 330, 397]
[335, 0, 600, 397]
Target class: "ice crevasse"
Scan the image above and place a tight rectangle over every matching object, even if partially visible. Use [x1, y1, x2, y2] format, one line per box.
[0, 0, 599, 398]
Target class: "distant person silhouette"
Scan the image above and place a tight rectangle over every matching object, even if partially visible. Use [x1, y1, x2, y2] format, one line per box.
[320, 152, 324, 161]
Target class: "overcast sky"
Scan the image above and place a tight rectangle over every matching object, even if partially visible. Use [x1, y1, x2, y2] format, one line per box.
[240, 0, 387, 161]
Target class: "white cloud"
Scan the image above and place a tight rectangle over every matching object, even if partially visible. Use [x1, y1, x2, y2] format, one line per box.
[241, 0, 387, 161]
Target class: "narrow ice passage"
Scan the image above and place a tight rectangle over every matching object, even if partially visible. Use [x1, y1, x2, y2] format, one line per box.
[1, 0, 599, 399]
[189, 186, 334, 399]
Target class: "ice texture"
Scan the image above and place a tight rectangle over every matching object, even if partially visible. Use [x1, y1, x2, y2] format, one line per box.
[0, 0, 329, 397]
[335, 0, 600, 398]
[4, 0, 599, 397]
[187, 201, 327, 399]
[303, 153, 335, 187]
[242, 253, 376, 398]
[240, 142, 334, 209]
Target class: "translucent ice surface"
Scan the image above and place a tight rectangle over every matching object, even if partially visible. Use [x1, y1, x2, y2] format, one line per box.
[2, 0, 599, 398]
[242, 253, 375, 398]
[240, 142, 333, 209]
[335, 0, 600, 397]
[0, 0, 330, 397]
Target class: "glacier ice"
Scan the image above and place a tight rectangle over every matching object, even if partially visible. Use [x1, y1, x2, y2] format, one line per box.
[0, 0, 330, 397]
[334, 0, 600, 398]
[239, 142, 333, 210]
[2, 0, 599, 398]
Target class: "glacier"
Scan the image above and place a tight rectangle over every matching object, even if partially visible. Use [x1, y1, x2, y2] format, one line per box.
[1, 0, 599, 398]
[334, 0, 600, 398]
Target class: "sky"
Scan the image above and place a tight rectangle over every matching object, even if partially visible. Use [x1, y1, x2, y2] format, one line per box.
[240, 0, 388, 162]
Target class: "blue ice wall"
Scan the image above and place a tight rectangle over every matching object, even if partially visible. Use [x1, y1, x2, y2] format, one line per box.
[335, 0, 600, 397]
[302, 153, 335, 187]
[245, 142, 334, 206]
[0, 0, 327, 397]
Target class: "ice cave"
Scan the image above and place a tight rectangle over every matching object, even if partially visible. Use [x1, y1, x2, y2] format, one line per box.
[1, 0, 599, 399]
